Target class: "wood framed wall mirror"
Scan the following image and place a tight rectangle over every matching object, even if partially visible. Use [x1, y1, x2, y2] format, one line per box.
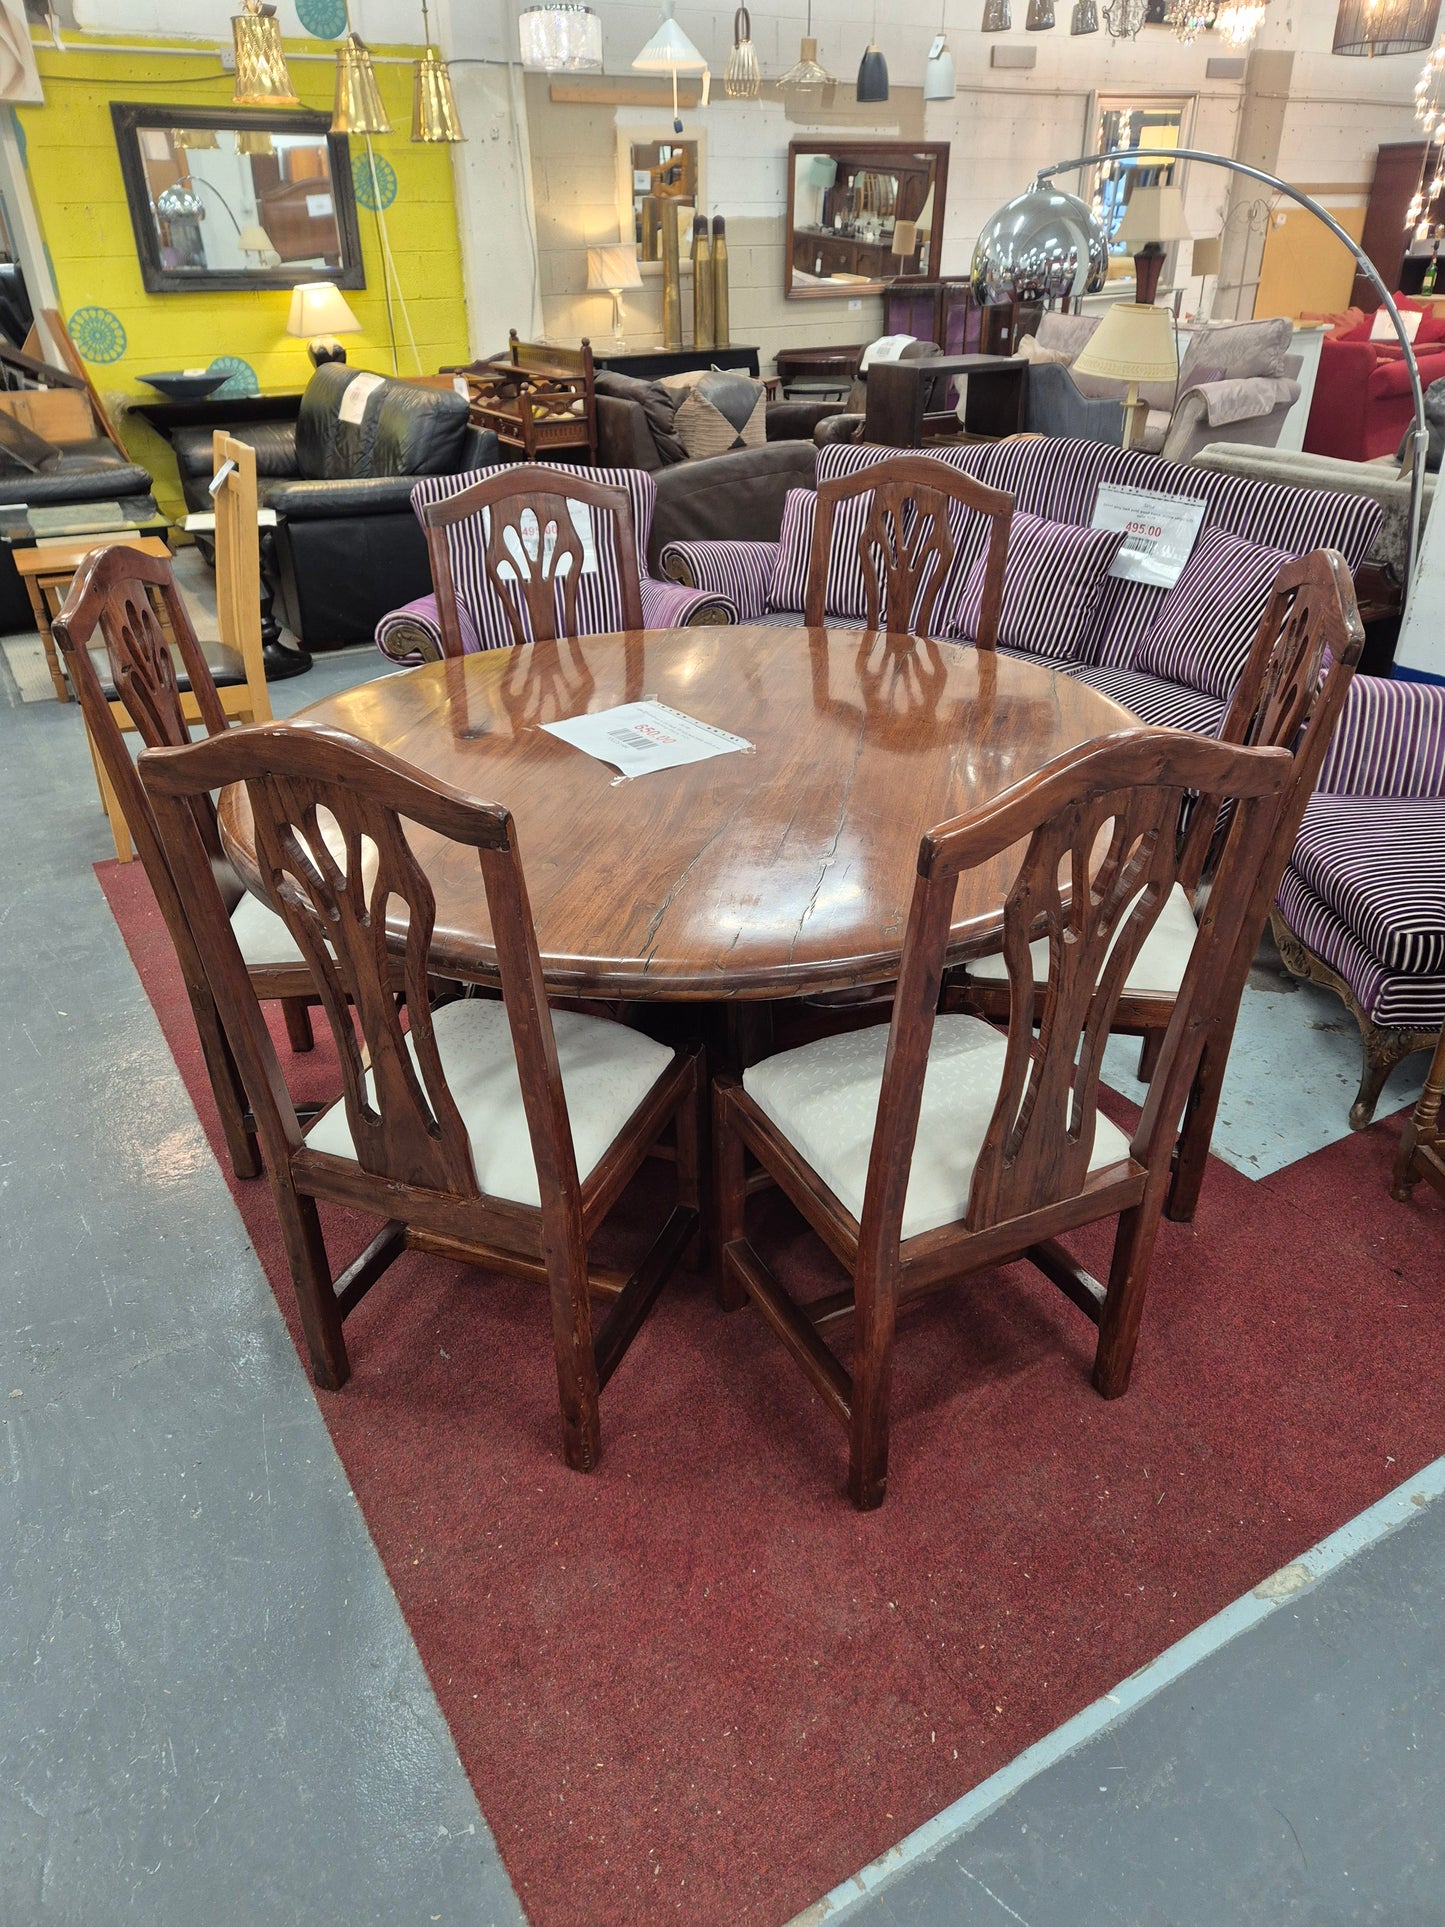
[616, 129, 707, 272]
[111, 103, 365, 296]
[786, 141, 949, 300]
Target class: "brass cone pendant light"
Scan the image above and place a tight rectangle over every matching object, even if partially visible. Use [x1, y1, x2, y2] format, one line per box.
[333, 28, 392, 137]
[413, 0, 465, 142]
[233, 0, 300, 108]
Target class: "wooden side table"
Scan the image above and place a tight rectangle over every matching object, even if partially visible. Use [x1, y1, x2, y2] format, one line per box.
[16, 534, 173, 704]
[863, 354, 1028, 447]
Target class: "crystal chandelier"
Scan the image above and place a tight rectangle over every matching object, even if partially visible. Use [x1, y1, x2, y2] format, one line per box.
[1167, 0, 1214, 41]
[1409, 35, 1445, 235]
[518, 4, 604, 71]
[1214, 0, 1268, 45]
[1103, 0, 1148, 39]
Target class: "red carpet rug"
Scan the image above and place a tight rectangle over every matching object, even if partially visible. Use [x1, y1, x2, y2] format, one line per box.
[98, 858, 1444, 1927]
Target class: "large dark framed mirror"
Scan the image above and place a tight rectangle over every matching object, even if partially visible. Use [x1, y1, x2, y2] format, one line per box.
[786, 141, 949, 300]
[111, 102, 365, 296]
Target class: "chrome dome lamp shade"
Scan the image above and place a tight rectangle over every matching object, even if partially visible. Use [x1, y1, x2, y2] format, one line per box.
[970, 184, 1109, 304]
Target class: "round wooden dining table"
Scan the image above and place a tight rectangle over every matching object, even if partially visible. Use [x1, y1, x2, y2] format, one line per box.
[218, 625, 1135, 1011]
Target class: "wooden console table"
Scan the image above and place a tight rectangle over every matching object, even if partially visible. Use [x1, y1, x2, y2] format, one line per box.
[864, 353, 1028, 447]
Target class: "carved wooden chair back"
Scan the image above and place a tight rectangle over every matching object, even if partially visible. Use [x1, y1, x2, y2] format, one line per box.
[804, 454, 1013, 646]
[420, 464, 643, 655]
[139, 722, 585, 1216]
[52, 545, 305, 1181]
[53, 545, 227, 869]
[869, 730, 1288, 1248]
[1183, 548, 1364, 904]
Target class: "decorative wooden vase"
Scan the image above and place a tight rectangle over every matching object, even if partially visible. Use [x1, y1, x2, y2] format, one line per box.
[712, 215, 730, 349]
[692, 214, 714, 352]
[661, 204, 683, 351]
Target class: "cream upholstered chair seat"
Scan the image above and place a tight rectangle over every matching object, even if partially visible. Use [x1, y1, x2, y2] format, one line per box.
[229, 889, 307, 969]
[742, 1015, 1132, 1242]
[305, 998, 676, 1207]
[963, 881, 1199, 1002]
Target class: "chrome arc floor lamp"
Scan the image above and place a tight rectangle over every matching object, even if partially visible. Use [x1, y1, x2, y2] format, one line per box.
[1013, 148, 1428, 595]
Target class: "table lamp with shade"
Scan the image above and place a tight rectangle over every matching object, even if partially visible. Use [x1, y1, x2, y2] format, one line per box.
[287, 281, 361, 367]
[1070, 301, 1177, 448]
[588, 244, 644, 342]
[1188, 234, 1221, 316]
[1114, 184, 1192, 304]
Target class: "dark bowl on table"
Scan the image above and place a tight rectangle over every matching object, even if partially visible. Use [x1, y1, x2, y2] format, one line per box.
[138, 371, 231, 403]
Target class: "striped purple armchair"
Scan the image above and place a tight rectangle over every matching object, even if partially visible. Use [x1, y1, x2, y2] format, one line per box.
[1273, 673, 1445, 1127]
[374, 463, 736, 663]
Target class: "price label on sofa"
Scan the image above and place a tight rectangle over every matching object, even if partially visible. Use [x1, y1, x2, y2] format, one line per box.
[1091, 484, 1207, 588]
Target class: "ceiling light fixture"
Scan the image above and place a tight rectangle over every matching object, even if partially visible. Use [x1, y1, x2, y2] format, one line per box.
[632, 1, 709, 133]
[725, 5, 762, 97]
[518, 3, 603, 71]
[332, 10, 392, 138]
[232, 0, 300, 108]
[780, 0, 834, 87]
[1333, 0, 1440, 54]
[413, 0, 464, 142]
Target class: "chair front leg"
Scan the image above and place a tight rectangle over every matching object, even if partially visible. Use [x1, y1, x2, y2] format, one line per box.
[848, 1252, 898, 1511]
[1166, 1032, 1225, 1224]
[1092, 1194, 1167, 1400]
[674, 1050, 708, 1270]
[545, 1224, 602, 1473]
[276, 1185, 349, 1392]
[711, 1077, 749, 1311]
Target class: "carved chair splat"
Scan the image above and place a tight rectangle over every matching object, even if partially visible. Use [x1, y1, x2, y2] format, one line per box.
[53, 545, 322, 1180]
[804, 454, 1013, 647]
[420, 464, 644, 657]
[139, 721, 704, 1475]
[713, 728, 1289, 1508]
[950, 548, 1365, 1224]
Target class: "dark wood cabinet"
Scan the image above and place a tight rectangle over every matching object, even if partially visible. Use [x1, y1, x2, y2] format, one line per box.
[1354, 141, 1436, 308]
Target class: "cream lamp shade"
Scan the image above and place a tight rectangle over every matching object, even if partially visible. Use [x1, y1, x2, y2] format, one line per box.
[1072, 301, 1177, 448]
[236, 222, 275, 256]
[1114, 185, 1192, 302]
[588, 245, 644, 293]
[890, 219, 919, 258]
[1114, 184, 1192, 246]
[588, 245, 644, 340]
[1189, 235, 1222, 278]
[287, 281, 361, 367]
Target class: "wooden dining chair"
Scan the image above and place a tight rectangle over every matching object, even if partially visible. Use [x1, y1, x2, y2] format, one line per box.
[211, 430, 273, 729]
[419, 463, 644, 656]
[953, 549, 1365, 1224]
[52, 545, 319, 1181]
[713, 727, 1289, 1508]
[803, 453, 1013, 647]
[139, 721, 703, 1473]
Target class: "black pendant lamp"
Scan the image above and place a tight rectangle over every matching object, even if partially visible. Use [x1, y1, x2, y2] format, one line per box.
[857, 0, 889, 100]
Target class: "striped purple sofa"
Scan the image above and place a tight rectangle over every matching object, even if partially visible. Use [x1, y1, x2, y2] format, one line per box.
[659, 436, 1383, 737]
[1273, 674, 1445, 1128]
[373, 463, 736, 664]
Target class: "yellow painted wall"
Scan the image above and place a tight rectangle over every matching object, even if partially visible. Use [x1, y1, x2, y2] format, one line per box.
[15, 39, 470, 515]
[1254, 205, 1365, 321]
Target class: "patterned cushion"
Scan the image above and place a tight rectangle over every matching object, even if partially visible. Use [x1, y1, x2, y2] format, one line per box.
[954, 513, 1124, 661]
[1291, 792, 1445, 975]
[673, 372, 767, 459]
[409, 463, 655, 650]
[1276, 866, 1445, 1030]
[1316, 675, 1445, 799]
[1057, 661, 1228, 736]
[1134, 526, 1291, 701]
[768, 485, 877, 620]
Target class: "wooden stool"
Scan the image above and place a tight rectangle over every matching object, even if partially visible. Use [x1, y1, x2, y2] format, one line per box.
[15, 534, 173, 704]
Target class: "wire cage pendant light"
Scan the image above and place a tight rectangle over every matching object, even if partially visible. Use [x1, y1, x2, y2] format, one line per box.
[725, 5, 762, 97]
[232, 0, 300, 109]
[1333, 0, 1441, 54]
[413, 0, 464, 142]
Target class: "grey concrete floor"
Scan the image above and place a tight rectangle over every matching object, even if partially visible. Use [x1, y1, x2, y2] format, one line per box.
[812, 1475, 1445, 1927]
[0, 646, 528, 1926]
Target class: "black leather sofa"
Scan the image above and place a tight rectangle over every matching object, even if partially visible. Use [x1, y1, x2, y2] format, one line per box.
[171, 366, 499, 650]
[0, 437, 158, 635]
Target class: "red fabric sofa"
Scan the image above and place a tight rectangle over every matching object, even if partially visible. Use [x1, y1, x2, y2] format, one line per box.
[1304, 298, 1445, 461]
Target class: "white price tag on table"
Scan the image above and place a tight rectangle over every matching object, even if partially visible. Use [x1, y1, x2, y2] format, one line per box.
[1091, 483, 1208, 588]
[541, 700, 751, 779]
